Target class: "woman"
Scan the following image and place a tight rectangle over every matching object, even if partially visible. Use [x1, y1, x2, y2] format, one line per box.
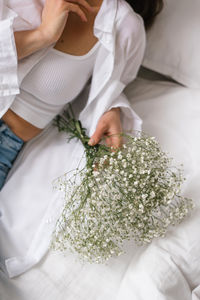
[0, 0, 163, 277]
[0, 0, 163, 191]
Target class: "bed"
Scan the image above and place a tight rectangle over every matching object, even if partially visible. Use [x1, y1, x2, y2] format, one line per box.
[1, 0, 200, 298]
[0, 70, 200, 300]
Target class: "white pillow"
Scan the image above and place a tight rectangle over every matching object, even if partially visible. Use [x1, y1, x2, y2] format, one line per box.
[142, 0, 200, 88]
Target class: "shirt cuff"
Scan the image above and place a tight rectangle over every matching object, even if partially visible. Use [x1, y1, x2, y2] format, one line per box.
[106, 92, 143, 132]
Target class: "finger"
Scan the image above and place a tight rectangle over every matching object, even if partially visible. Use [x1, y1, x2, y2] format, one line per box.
[66, 0, 97, 12]
[105, 132, 123, 150]
[64, 2, 88, 22]
[112, 134, 123, 148]
[88, 123, 107, 146]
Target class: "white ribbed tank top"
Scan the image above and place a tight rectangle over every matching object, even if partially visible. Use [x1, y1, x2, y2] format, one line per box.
[10, 41, 100, 128]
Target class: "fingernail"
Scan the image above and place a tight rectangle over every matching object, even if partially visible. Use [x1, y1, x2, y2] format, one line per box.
[88, 138, 95, 146]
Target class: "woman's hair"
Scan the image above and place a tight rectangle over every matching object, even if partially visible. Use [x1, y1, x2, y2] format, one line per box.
[125, 0, 164, 30]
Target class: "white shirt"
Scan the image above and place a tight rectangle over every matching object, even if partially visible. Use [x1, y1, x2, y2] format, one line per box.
[0, 0, 146, 277]
[0, 0, 146, 137]
[10, 41, 100, 128]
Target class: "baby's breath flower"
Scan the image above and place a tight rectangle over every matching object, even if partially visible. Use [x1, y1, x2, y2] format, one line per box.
[50, 104, 195, 264]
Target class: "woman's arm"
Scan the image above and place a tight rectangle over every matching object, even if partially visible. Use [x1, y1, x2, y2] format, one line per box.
[14, 29, 51, 60]
[88, 13, 146, 149]
[14, 0, 96, 60]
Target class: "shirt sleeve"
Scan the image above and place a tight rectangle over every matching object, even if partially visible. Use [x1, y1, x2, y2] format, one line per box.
[78, 11, 146, 137]
[106, 12, 146, 132]
[0, 2, 19, 96]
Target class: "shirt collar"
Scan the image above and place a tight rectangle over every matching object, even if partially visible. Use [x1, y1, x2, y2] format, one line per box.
[93, 0, 118, 52]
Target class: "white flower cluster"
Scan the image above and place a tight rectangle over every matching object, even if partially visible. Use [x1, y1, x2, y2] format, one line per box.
[50, 133, 195, 263]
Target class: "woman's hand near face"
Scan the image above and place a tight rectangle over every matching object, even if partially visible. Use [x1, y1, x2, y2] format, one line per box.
[88, 107, 123, 149]
[14, 0, 98, 60]
[39, 0, 97, 43]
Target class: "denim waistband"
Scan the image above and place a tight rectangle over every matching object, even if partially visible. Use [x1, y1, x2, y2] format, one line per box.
[0, 119, 24, 144]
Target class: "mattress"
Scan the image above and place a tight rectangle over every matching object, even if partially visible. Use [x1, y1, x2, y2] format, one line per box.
[0, 73, 200, 300]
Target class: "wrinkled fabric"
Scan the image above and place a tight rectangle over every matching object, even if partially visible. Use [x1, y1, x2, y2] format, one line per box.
[0, 77, 200, 299]
[0, 0, 146, 277]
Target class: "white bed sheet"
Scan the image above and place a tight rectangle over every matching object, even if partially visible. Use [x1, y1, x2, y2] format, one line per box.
[0, 77, 200, 300]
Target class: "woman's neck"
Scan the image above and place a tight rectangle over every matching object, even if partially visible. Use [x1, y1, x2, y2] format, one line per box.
[87, 0, 103, 7]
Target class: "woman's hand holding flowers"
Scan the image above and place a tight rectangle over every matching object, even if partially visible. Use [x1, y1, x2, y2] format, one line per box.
[88, 107, 123, 149]
[51, 105, 195, 263]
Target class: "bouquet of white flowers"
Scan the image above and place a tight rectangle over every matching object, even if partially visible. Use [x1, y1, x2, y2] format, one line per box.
[49, 104, 195, 263]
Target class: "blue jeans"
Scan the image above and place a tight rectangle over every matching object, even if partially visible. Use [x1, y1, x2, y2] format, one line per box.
[0, 119, 25, 191]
